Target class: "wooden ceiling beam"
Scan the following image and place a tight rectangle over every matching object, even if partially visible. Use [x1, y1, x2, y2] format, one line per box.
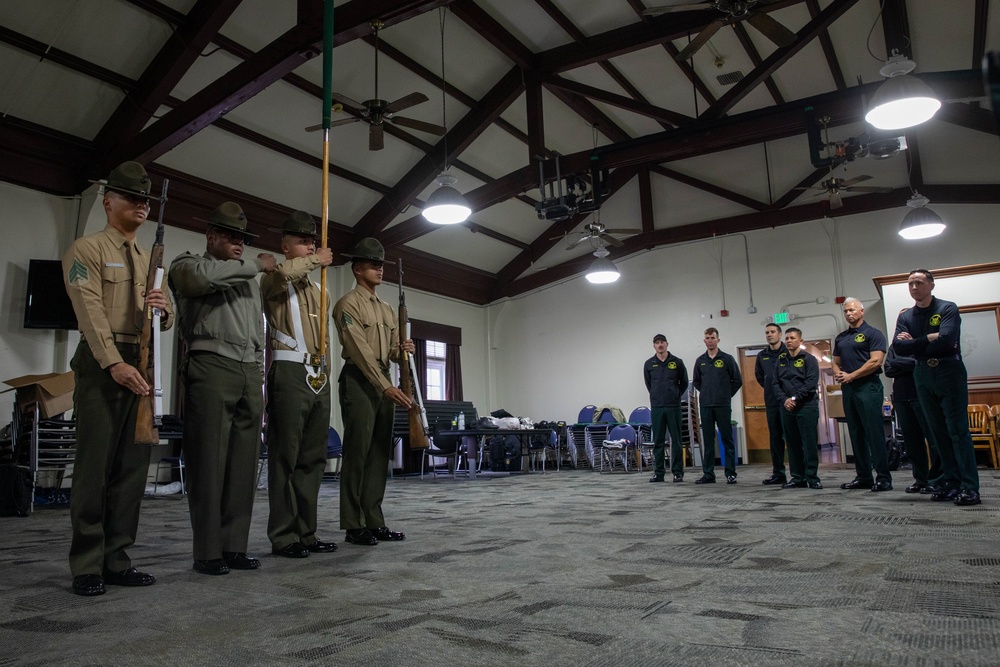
[904, 131, 923, 192]
[936, 101, 998, 135]
[450, 0, 534, 69]
[540, 75, 690, 127]
[806, 0, 846, 90]
[649, 165, 769, 211]
[545, 86, 631, 144]
[732, 22, 784, 106]
[973, 0, 989, 70]
[0, 25, 136, 91]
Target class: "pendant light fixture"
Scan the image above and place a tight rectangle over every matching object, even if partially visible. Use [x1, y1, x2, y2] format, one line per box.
[865, 52, 941, 130]
[585, 246, 620, 284]
[423, 8, 470, 225]
[898, 192, 945, 240]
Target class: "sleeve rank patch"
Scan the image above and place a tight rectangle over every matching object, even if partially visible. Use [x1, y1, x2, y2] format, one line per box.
[340, 312, 353, 328]
[68, 259, 89, 286]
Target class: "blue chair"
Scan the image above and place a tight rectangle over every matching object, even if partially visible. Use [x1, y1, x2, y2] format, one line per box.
[577, 405, 597, 424]
[326, 427, 342, 480]
[599, 424, 636, 473]
[629, 406, 653, 471]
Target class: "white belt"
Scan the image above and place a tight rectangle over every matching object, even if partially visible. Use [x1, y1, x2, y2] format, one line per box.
[272, 350, 313, 364]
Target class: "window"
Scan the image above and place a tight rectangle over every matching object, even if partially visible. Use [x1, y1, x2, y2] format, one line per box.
[425, 340, 447, 400]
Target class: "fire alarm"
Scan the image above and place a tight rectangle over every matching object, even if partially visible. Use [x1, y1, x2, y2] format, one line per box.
[720, 309, 729, 317]
[835, 296, 846, 304]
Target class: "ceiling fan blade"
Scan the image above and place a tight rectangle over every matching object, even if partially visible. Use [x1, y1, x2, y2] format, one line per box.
[390, 116, 447, 135]
[643, 2, 715, 16]
[369, 123, 384, 151]
[566, 235, 594, 250]
[601, 228, 642, 235]
[838, 174, 872, 188]
[331, 92, 366, 110]
[829, 192, 843, 209]
[745, 11, 797, 48]
[675, 19, 724, 61]
[304, 117, 360, 132]
[385, 92, 428, 114]
[844, 186, 893, 194]
[599, 233, 624, 247]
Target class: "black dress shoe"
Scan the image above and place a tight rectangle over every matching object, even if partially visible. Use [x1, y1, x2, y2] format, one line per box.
[649, 475, 665, 483]
[272, 542, 309, 558]
[672, 475, 683, 483]
[762, 475, 786, 486]
[222, 552, 260, 570]
[371, 527, 405, 541]
[694, 476, 715, 484]
[72, 574, 105, 596]
[840, 479, 871, 490]
[306, 540, 338, 553]
[781, 481, 807, 488]
[192, 559, 230, 575]
[345, 528, 378, 545]
[870, 481, 893, 493]
[808, 482, 823, 490]
[954, 489, 982, 506]
[905, 482, 927, 494]
[931, 488, 960, 502]
[104, 567, 155, 587]
[921, 484, 945, 495]
[726, 476, 737, 485]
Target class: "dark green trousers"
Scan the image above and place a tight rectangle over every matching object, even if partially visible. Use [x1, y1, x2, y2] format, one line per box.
[266, 361, 331, 550]
[182, 352, 262, 560]
[842, 377, 890, 484]
[339, 364, 394, 531]
[765, 404, 787, 479]
[700, 405, 736, 480]
[781, 403, 820, 484]
[895, 396, 942, 486]
[69, 341, 149, 577]
[914, 362, 979, 492]
[651, 406, 683, 478]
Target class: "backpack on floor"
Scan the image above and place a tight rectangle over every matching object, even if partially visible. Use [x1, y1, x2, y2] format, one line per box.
[0, 465, 32, 517]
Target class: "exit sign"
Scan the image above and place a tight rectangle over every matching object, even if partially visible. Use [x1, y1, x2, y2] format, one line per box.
[773, 312, 790, 324]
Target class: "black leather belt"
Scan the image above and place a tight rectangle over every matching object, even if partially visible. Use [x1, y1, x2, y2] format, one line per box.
[919, 356, 959, 367]
[82, 333, 140, 345]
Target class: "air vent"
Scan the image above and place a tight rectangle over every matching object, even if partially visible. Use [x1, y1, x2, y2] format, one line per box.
[716, 70, 745, 86]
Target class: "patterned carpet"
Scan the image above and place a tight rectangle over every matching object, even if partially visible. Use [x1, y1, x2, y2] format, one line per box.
[1, 463, 999, 666]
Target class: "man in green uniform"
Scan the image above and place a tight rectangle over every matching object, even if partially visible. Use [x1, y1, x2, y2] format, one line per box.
[691, 328, 743, 484]
[261, 211, 337, 558]
[894, 269, 980, 505]
[643, 334, 688, 483]
[833, 298, 891, 492]
[333, 238, 414, 546]
[168, 202, 277, 574]
[63, 161, 173, 596]
[772, 328, 822, 489]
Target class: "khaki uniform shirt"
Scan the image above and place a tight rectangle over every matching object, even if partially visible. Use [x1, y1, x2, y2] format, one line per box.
[261, 255, 331, 356]
[333, 285, 401, 393]
[63, 224, 174, 369]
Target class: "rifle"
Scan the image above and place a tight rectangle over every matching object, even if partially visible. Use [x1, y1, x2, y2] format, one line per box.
[135, 180, 169, 445]
[398, 259, 431, 450]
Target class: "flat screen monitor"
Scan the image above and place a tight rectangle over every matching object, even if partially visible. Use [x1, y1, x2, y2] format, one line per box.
[24, 259, 78, 330]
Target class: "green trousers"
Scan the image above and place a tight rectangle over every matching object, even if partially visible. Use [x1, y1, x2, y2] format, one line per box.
[781, 403, 820, 484]
[842, 377, 890, 484]
[182, 352, 262, 560]
[765, 404, 787, 479]
[69, 341, 148, 577]
[700, 405, 736, 480]
[914, 361, 979, 492]
[895, 396, 942, 486]
[339, 363, 394, 531]
[266, 361, 331, 549]
[651, 406, 683, 478]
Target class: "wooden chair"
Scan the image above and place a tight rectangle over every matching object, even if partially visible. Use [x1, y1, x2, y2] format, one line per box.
[968, 405, 999, 469]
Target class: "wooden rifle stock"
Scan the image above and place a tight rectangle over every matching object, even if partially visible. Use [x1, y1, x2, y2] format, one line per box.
[398, 260, 430, 449]
[135, 180, 168, 445]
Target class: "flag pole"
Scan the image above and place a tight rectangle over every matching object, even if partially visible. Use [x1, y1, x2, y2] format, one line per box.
[319, 0, 334, 372]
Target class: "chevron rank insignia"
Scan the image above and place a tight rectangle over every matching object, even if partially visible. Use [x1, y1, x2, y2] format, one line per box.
[340, 312, 353, 327]
[67, 259, 89, 286]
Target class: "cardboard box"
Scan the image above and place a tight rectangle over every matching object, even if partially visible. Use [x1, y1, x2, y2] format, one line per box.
[2, 372, 75, 418]
[825, 384, 844, 419]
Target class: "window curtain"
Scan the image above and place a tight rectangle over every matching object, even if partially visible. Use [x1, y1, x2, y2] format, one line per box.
[412, 338, 428, 398]
[409, 318, 462, 401]
[445, 343, 463, 400]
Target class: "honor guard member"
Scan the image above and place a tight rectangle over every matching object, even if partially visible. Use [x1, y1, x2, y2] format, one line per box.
[168, 202, 277, 575]
[63, 161, 173, 596]
[833, 298, 892, 492]
[771, 328, 823, 489]
[894, 269, 981, 506]
[755, 324, 789, 485]
[691, 328, 743, 484]
[261, 211, 338, 558]
[334, 238, 414, 546]
[884, 341, 942, 494]
[643, 334, 689, 483]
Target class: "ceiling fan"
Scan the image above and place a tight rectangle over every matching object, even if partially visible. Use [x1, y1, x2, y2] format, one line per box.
[555, 221, 641, 250]
[796, 174, 892, 210]
[305, 20, 446, 150]
[643, 1, 797, 61]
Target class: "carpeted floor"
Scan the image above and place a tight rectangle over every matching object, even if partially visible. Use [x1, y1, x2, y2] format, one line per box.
[1, 463, 999, 666]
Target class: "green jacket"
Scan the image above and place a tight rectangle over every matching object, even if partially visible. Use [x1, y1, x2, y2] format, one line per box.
[168, 251, 265, 369]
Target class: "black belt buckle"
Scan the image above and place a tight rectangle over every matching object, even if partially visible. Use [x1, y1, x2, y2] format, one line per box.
[926, 358, 940, 368]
